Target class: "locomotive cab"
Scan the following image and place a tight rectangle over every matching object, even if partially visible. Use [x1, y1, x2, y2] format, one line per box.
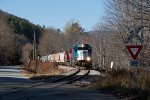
[73, 44, 92, 68]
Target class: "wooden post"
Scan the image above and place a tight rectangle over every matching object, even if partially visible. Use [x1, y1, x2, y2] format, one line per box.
[33, 31, 37, 72]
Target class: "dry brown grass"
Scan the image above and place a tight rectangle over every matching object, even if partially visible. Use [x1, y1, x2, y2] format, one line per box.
[89, 68, 150, 100]
[24, 61, 65, 75]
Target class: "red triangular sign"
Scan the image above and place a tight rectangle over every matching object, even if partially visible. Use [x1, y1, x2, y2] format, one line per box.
[126, 45, 143, 60]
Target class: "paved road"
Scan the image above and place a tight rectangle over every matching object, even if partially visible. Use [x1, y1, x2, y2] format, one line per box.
[0, 66, 121, 100]
[0, 66, 33, 83]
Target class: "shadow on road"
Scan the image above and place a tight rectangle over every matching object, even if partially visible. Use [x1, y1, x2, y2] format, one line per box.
[0, 77, 33, 84]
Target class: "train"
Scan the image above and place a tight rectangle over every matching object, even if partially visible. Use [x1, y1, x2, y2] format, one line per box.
[39, 44, 92, 69]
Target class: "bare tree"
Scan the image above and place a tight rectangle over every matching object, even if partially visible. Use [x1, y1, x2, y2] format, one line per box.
[92, 0, 150, 69]
[38, 28, 63, 55]
[21, 43, 33, 63]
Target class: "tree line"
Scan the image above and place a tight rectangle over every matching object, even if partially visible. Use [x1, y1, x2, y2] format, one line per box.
[0, 10, 43, 65]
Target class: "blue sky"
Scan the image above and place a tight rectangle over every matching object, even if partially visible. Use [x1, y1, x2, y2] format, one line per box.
[0, 0, 105, 31]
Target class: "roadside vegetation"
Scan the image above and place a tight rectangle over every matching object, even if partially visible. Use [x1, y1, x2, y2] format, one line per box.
[22, 61, 66, 80]
[90, 68, 150, 99]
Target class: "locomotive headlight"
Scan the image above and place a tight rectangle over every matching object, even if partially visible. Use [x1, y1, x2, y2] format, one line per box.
[81, 44, 84, 47]
[77, 57, 80, 60]
[86, 57, 91, 61]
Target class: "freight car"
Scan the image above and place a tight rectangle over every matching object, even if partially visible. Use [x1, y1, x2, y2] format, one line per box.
[39, 44, 92, 69]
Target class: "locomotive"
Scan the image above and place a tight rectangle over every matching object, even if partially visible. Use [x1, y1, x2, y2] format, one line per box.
[39, 44, 92, 69]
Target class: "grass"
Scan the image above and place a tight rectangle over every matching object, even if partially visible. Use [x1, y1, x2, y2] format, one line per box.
[22, 61, 66, 80]
[89, 68, 150, 100]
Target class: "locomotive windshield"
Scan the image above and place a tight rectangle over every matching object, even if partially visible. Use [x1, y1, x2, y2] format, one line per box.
[77, 50, 88, 57]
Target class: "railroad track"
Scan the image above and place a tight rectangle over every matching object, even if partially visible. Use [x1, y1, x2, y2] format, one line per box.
[0, 68, 90, 100]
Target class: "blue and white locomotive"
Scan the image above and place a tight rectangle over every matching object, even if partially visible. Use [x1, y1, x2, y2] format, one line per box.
[72, 44, 92, 68]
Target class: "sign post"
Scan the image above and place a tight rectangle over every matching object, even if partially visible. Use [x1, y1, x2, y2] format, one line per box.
[124, 25, 143, 87]
[110, 62, 113, 69]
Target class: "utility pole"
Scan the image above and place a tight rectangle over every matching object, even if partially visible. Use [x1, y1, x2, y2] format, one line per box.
[33, 35, 35, 62]
[33, 31, 37, 72]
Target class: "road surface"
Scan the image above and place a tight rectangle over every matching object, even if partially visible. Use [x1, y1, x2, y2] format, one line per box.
[0, 66, 121, 100]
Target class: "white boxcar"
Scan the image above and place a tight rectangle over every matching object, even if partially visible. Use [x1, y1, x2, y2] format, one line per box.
[49, 53, 59, 62]
[54, 53, 60, 62]
[47, 55, 51, 61]
[59, 52, 65, 62]
[49, 54, 55, 62]
[40, 55, 48, 62]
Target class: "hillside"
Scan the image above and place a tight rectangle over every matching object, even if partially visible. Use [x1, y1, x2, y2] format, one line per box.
[0, 10, 44, 65]
[0, 10, 43, 43]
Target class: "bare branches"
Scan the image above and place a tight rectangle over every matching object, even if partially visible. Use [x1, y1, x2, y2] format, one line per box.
[38, 28, 64, 55]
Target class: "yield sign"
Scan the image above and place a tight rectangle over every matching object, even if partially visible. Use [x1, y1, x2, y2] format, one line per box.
[126, 45, 143, 60]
